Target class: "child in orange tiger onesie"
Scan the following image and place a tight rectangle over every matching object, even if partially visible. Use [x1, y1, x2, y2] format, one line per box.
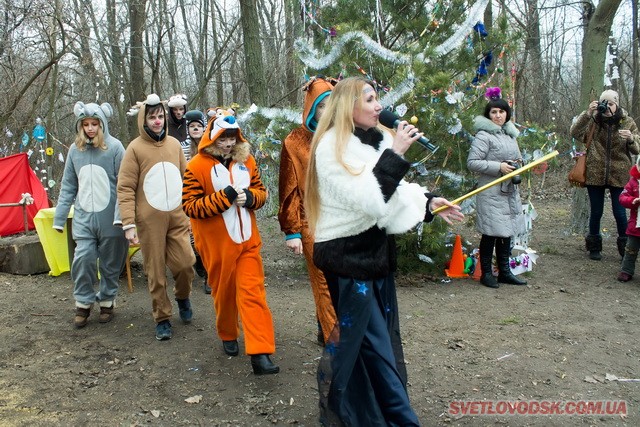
[278, 76, 337, 345]
[182, 114, 279, 375]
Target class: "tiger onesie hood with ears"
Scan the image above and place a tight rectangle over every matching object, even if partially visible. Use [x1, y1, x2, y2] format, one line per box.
[182, 113, 276, 356]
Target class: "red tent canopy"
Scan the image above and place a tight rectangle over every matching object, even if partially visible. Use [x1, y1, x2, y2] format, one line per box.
[0, 153, 50, 236]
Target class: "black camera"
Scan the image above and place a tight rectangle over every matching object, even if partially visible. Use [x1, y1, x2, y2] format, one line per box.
[505, 161, 522, 185]
[597, 99, 609, 114]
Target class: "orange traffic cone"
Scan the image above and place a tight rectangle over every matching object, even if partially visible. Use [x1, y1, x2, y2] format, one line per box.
[472, 252, 482, 281]
[445, 234, 469, 278]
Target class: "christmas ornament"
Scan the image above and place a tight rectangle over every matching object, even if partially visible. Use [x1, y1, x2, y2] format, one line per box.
[395, 103, 408, 117]
[473, 21, 488, 37]
[32, 118, 46, 141]
[410, 116, 418, 124]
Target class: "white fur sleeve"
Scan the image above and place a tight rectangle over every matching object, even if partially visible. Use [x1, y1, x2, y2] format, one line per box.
[315, 131, 427, 233]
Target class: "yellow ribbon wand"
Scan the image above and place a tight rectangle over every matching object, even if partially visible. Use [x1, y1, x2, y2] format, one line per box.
[432, 150, 559, 215]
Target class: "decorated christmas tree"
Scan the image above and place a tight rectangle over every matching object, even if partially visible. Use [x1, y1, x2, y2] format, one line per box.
[245, 0, 555, 274]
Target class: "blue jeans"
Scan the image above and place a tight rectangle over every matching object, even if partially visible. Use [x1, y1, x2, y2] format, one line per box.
[586, 185, 627, 237]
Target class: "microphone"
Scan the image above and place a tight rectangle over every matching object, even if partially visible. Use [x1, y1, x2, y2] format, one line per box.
[378, 110, 439, 154]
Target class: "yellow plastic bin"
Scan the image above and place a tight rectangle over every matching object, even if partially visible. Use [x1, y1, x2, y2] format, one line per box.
[34, 206, 74, 276]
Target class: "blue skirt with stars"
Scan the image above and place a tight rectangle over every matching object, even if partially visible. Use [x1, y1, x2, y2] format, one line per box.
[317, 273, 420, 426]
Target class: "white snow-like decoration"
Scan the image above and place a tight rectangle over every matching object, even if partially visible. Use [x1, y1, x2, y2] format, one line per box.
[432, 0, 490, 57]
[295, 31, 411, 70]
[237, 105, 303, 125]
[380, 75, 416, 107]
[296, 0, 490, 70]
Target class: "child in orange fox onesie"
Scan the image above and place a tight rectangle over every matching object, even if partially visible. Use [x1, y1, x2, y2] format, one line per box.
[278, 76, 337, 345]
[182, 114, 279, 375]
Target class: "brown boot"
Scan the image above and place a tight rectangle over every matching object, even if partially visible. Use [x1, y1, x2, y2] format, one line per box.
[74, 306, 91, 328]
[99, 305, 114, 323]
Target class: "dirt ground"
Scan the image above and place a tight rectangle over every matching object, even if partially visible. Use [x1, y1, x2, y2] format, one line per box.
[1, 168, 639, 427]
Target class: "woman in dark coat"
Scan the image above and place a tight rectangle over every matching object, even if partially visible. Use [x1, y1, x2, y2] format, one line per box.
[570, 90, 640, 260]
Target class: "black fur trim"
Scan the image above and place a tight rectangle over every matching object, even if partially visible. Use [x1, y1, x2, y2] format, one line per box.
[354, 127, 384, 150]
[373, 149, 411, 202]
[313, 227, 396, 280]
[424, 192, 436, 223]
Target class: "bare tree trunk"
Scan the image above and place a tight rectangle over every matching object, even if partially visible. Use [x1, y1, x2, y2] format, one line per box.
[239, 0, 267, 105]
[484, 0, 493, 31]
[570, 189, 590, 235]
[632, 0, 639, 119]
[166, 10, 179, 93]
[284, 0, 299, 105]
[211, 0, 224, 106]
[523, 0, 549, 123]
[178, 0, 208, 107]
[145, 0, 167, 94]
[579, 0, 623, 106]
[107, 0, 129, 142]
[71, 0, 98, 81]
[129, 0, 147, 138]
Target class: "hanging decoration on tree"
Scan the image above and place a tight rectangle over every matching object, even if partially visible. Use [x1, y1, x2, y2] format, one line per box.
[237, 104, 303, 125]
[434, 0, 490, 56]
[395, 103, 408, 117]
[296, 0, 490, 71]
[604, 36, 618, 87]
[295, 31, 411, 70]
[21, 132, 29, 150]
[301, 0, 337, 37]
[472, 50, 492, 84]
[29, 118, 50, 189]
[380, 75, 415, 107]
[293, 0, 493, 128]
[32, 118, 46, 142]
[473, 21, 488, 37]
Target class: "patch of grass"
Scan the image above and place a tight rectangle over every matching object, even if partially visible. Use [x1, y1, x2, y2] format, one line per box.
[498, 315, 522, 325]
[540, 245, 561, 255]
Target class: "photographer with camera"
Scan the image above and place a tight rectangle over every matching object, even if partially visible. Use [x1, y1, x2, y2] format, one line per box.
[467, 87, 527, 289]
[570, 90, 640, 261]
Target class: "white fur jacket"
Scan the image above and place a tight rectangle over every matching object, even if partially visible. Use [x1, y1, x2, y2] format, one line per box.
[314, 127, 428, 242]
[313, 127, 432, 279]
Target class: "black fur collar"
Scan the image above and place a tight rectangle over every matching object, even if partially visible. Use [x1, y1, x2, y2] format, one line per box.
[354, 127, 383, 150]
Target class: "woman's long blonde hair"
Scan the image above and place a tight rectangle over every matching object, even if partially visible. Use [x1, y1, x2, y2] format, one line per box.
[75, 118, 106, 151]
[304, 76, 377, 230]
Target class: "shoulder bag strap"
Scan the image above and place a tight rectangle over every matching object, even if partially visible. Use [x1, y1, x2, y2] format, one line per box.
[584, 122, 596, 151]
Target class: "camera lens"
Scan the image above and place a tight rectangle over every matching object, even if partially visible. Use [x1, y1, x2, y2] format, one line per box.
[597, 100, 608, 113]
[506, 161, 521, 185]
